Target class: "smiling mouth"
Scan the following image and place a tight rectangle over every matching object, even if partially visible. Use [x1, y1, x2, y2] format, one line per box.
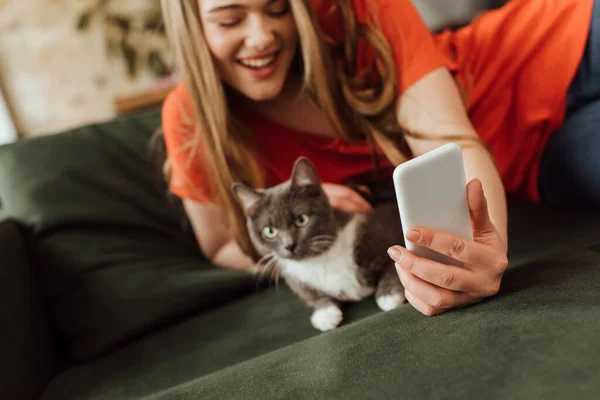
[237, 52, 279, 70]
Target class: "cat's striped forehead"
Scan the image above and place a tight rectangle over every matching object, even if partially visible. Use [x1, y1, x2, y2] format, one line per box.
[251, 182, 328, 225]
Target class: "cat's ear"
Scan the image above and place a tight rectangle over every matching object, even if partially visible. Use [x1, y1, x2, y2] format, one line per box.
[232, 183, 264, 217]
[291, 157, 321, 188]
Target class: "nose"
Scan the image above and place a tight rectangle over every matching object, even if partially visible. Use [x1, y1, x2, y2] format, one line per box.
[285, 243, 297, 253]
[245, 15, 275, 51]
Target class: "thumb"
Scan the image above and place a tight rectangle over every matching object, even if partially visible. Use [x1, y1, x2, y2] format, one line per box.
[467, 179, 495, 235]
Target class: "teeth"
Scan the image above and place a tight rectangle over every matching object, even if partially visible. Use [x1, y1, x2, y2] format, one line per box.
[239, 55, 276, 69]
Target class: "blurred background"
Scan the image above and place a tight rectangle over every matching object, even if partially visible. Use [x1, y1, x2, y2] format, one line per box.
[0, 0, 175, 142]
[0, 0, 503, 142]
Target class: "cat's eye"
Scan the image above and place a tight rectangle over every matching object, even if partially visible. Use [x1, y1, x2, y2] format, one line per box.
[262, 226, 279, 239]
[295, 214, 310, 227]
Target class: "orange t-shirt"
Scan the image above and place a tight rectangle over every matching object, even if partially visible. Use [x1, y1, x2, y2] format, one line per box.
[435, 0, 594, 202]
[162, 0, 594, 204]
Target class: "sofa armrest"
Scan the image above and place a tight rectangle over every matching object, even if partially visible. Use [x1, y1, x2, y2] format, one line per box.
[0, 220, 56, 400]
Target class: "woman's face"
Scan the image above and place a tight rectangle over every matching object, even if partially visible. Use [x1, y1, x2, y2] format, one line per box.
[199, 0, 299, 102]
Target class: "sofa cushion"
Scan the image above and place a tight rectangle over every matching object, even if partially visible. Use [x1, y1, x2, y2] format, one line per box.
[0, 220, 56, 400]
[1, 106, 599, 371]
[39, 246, 600, 400]
[0, 108, 259, 361]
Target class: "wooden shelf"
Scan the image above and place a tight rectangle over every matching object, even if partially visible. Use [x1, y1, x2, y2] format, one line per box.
[113, 84, 176, 114]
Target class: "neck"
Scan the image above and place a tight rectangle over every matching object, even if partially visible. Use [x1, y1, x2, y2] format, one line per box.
[232, 75, 305, 113]
[237, 77, 341, 139]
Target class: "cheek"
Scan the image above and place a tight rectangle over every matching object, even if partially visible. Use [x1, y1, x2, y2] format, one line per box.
[203, 27, 239, 63]
[281, 19, 299, 49]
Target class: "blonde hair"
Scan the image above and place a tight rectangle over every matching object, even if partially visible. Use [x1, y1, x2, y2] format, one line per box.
[161, 0, 479, 259]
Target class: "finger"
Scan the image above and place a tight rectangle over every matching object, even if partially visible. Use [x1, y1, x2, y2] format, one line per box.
[404, 289, 446, 317]
[355, 184, 371, 195]
[323, 183, 370, 207]
[329, 196, 372, 213]
[322, 183, 357, 197]
[388, 246, 480, 292]
[467, 179, 495, 235]
[328, 197, 353, 212]
[352, 196, 373, 212]
[398, 269, 479, 311]
[404, 227, 496, 269]
[322, 184, 373, 212]
[343, 192, 373, 212]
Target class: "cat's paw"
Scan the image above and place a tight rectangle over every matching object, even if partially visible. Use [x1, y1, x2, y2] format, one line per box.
[376, 293, 406, 311]
[311, 305, 343, 332]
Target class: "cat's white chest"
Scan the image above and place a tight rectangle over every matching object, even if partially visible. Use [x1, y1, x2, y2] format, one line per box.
[279, 215, 374, 301]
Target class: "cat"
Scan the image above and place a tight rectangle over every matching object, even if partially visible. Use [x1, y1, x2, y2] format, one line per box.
[232, 157, 406, 332]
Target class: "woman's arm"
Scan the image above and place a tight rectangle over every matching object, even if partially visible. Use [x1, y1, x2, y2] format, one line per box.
[182, 199, 255, 271]
[396, 67, 508, 246]
[388, 66, 509, 316]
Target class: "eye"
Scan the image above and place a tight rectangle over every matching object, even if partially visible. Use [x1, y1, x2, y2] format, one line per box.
[267, 0, 290, 17]
[262, 226, 279, 239]
[218, 19, 242, 27]
[295, 214, 310, 227]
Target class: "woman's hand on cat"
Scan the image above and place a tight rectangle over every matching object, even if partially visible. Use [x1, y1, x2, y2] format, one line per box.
[321, 183, 373, 213]
[387, 179, 508, 316]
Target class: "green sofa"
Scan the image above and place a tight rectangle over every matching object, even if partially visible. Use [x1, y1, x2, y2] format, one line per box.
[1, 107, 600, 400]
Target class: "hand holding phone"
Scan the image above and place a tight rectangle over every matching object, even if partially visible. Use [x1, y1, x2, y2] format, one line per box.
[393, 143, 473, 266]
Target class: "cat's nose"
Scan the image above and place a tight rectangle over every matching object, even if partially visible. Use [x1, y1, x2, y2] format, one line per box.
[285, 243, 297, 253]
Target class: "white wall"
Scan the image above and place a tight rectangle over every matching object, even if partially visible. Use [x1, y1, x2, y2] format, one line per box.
[412, 0, 496, 31]
[0, 87, 17, 145]
[0, 0, 170, 137]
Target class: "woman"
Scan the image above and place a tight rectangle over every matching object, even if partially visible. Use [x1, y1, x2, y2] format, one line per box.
[160, 0, 596, 316]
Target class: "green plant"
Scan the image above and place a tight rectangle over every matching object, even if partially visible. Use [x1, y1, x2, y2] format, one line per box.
[76, 0, 172, 78]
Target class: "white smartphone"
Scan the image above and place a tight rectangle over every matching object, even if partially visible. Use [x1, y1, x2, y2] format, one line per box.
[393, 143, 473, 266]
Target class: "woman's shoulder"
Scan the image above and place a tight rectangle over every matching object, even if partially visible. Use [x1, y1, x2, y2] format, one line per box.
[162, 82, 196, 140]
[163, 83, 193, 120]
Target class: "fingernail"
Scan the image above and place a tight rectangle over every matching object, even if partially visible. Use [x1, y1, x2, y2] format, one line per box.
[406, 229, 421, 242]
[387, 246, 403, 261]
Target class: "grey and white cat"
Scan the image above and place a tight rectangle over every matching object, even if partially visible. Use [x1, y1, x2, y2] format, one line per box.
[233, 157, 406, 331]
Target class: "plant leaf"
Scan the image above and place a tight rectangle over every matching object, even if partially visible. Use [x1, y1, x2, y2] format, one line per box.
[120, 39, 137, 77]
[148, 51, 170, 77]
[108, 15, 130, 32]
[76, 11, 92, 31]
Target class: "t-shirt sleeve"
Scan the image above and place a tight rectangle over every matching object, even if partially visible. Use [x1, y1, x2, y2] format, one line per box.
[373, 0, 448, 93]
[161, 84, 217, 203]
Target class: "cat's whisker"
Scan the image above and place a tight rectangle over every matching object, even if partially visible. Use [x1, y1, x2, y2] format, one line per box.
[310, 235, 335, 243]
[310, 243, 331, 253]
[256, 253, 276, 280]
[262, 258, 275, 277]
[257, 253, 276, 268]
[273, 265, 281, 288]
[263, 257, 281, 287]
[266, 255, 282, 288]
[310, 241, 331, 247]
[310, 240, 334, 247]
[310, 239, 334, 244]
[310, 238, 335, 242]
[310, 240, 334, 251]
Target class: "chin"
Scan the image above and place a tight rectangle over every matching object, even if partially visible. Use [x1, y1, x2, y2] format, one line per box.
[241, 83, 286, 102]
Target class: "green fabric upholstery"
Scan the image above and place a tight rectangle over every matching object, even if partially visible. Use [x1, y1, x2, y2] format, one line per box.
[0, 109, 259, 361]
[0, 107, 599, 399]
[0, 220, 56, 400]
[147, 251, 600, 400]
[40, 244, 600, 400]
